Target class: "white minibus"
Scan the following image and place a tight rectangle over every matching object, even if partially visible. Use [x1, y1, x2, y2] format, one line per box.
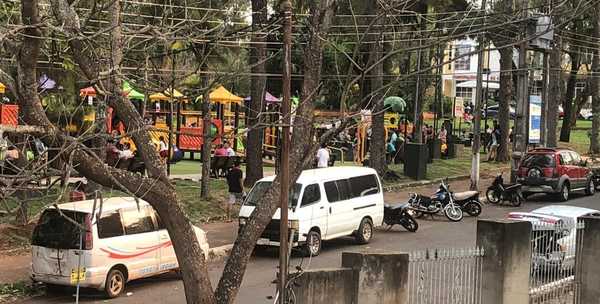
[238, 167, 384, 256]
[30, 197, 209, 298]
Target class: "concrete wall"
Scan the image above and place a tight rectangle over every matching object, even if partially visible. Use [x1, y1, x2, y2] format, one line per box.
[341, 252, 409, 304]
[291, 268, 356, 304]
[476, 219, 532, 304]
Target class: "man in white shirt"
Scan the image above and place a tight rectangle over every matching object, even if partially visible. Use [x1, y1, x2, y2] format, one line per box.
[316, 143, 330, 168]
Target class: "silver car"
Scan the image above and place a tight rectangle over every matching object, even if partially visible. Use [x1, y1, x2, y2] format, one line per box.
[508, 205, 600, 272]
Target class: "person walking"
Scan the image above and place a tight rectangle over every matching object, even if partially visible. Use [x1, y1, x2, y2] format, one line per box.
[225, 161, 244, 222]
[316, 143, 330, 168]
[488, 122, 501, 161]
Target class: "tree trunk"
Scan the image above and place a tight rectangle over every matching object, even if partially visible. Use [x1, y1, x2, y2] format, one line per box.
[215, 1, 337, 302]
[201, 74, 212, 199]
[497, 47, 513, 161]
[560, 50, 580, 142]
[591, 3, 600, 154]
[547, 36, 562, 148]
[245, 0, 268, 187]
[367, 1, 386, 176]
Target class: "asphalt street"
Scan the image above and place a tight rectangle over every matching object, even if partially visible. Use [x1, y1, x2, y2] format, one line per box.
[17, 190, 600, 304]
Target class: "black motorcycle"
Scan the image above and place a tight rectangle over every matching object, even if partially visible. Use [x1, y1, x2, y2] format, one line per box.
[486, 174, 524, 206]
[383, 203, 419, 232]
[408, 180, 482, 222]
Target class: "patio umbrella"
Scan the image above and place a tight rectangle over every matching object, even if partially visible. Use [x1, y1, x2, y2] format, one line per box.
[243, 91, 281, 104]
[384, 96, 406, 113]
[38, 74, 56, 90]
[122, 81, 144, 100]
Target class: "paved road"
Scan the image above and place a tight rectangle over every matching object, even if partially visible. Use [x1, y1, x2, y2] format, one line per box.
[18, 190, 600, 304]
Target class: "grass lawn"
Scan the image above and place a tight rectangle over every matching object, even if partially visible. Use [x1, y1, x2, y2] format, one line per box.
[0, 179, 231, 227]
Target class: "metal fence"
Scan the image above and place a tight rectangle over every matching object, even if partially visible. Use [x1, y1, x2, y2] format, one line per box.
[408, 247, 484, 304]
[529, 220, 585, 304]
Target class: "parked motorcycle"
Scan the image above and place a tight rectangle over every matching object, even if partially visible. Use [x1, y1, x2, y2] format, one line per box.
[383, 203, 419, 232]
[408, 180, 482, 221]
[486, 174, 524, 206]
[408, 181, 468, 222]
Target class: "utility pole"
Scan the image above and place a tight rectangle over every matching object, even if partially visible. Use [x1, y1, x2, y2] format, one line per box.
[541, 52, 549, 146]
[278, 1, 292, 303]
[512, 0, 530, 182]
[413, 41, 423, 143]
[470, 0, 487, 190]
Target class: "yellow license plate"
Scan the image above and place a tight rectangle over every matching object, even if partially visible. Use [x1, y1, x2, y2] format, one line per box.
[70, 268, 86, 284]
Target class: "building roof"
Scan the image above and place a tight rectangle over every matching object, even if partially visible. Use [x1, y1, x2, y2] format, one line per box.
[456, 80, 500, 89]
[258, 166, 379, 185]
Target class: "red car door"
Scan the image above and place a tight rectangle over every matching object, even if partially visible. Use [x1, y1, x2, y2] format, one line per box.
[569, 151, 587, 187]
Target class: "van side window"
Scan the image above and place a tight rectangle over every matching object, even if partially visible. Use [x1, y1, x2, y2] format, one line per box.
[301, 184, 321, 207]
[121, 208, 155, 235]
[324, 180, 350, 203]
[560, 152, 572, 165]
[349, 174, 380, 197]
[97, 211, 125, 239]
[324, 181, 340, 202]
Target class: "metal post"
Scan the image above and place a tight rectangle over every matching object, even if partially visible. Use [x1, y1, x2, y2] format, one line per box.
[470, 0, 487, 190]
[167, 51, 175, 176]
[413, 40, 423, 143]
[512, 0, 530, 183]
[541, 51, 549, 146]
[278, 1, 292, 303]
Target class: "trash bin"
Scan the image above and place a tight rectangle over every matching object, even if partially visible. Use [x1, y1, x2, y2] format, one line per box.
[428, 138, 441, 161]
[404, 143, 427, 180]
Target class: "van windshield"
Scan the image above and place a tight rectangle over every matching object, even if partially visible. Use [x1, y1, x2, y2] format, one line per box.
[31, 209, 87, 249]
[244, 181, 302, 208]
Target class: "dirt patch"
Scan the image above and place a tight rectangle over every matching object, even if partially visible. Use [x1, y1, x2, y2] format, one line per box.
[0, 224, 33, 256]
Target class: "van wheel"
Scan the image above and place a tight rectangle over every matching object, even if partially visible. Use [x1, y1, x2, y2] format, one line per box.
[303, 230, 321, 257]
[355, 218, 373, 245]
[105, 269, 126, 298]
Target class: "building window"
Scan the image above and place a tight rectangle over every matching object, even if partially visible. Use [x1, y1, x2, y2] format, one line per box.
[455, 86, 473, 101]
[454, 45, 471, 70]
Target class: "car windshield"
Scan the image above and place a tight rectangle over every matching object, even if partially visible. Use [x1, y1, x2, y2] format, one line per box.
[31, 209, 87, 249]
[244, 181, 302, 208]
[522, 154, 555, 168]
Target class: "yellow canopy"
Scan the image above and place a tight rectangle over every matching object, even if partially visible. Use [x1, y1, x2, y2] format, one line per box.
[209, 86, 243, 104]
[0, 83, 5, 94]
[149, 88, 185, 101]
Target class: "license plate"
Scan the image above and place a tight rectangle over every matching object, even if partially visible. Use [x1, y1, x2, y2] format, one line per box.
[70, 267, 86, 284]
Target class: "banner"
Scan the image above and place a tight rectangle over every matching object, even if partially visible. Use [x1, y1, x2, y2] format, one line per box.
[529, 95, 542, 144]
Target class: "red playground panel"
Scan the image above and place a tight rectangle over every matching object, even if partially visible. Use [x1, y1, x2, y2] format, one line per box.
[0, 104, 18, 126]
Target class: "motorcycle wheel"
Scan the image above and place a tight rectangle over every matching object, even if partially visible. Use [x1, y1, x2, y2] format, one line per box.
[486, 189, 501, 204]
[444, 204, 464, 222]
[464, 201, 482, 217]
[400, 214, 419, 232]
[511, 193, 523, 207]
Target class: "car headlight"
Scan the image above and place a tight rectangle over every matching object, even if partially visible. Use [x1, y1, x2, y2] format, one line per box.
[239, 217, 247, 226]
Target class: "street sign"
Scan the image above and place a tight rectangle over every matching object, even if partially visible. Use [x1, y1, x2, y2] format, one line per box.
[529, 95, 542, 144]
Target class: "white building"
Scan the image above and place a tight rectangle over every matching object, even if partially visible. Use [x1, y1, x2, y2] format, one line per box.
[442, 38, 501, 106]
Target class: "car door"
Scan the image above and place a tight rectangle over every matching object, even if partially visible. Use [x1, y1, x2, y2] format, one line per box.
[295, 183, 328, 239]
[118, 207, 161, 279]
[569, 152, 587, 187]
[559, 152, 577, 183]
[323, 179, 354, 238]
[152, 208, 179, 272]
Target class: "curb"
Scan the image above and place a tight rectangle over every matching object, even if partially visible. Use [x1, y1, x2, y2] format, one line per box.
[207, 244, 233, 262]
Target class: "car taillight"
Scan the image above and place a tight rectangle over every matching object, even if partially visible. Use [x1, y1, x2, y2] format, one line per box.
[84, 215, 93, 250]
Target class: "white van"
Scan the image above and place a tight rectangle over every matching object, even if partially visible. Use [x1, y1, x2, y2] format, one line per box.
[238, 167, 384, 256]
[30, 197, 209, 298]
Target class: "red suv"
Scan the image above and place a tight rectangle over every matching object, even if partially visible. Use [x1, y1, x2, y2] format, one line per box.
[517, 148, 595, 201]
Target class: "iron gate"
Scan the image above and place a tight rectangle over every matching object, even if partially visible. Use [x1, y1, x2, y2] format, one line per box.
[408, 247, 484, 304]
[529, 220, 585, 304]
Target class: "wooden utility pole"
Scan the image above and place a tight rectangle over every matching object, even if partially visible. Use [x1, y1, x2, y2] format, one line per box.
[512, 0, 530, 182]
[278, 1, 292, 303]
[470, 0, 487, 190]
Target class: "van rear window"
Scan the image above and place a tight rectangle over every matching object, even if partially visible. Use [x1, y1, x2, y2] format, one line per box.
[522, 154, 556, 168]
[325, 174, 380, 203]
[349, 175, 380, 197]
[32, 209, 87, 249]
